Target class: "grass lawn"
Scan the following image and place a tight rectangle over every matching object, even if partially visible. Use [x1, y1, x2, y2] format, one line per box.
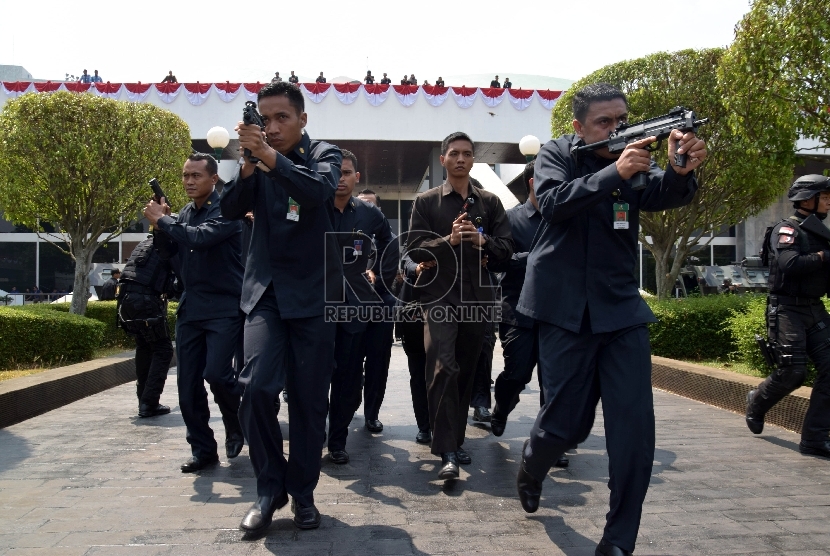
[694, 359, 767, 380]
[0, 346, 131, 382]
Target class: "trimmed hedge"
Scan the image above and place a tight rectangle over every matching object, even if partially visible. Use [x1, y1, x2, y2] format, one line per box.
[646, 295, 757, 361]
[0, 306, 106, 369]
[724, 296, 830, 386]
[45, 300, 179, 348]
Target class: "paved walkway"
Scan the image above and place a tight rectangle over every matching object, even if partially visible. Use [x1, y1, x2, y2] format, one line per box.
[1, 343, 829, 556]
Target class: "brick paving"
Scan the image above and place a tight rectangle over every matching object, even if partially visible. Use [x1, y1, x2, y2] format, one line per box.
[1, 343, 829, 555]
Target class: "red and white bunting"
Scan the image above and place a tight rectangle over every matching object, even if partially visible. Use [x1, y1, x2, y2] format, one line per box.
[243, 83, 265, 103]
[333, 83, 361, 105]
[93, 82, 123, 99]
[392, 84, 419, 107]
[183, 83, 211, 106]
[214, 82, 241, 103]
[155, 82, 181, 104]
[363, 84, 390, 106]
[124, 83, 152, 102]
[451, 86, 477, 109]
[301, 83, 331, 104]
[421, 85, 449, 107]
[1, 81, 34, 97]
[508, 88, 534, 111]
[536, 89, 563, 110]
[480, 87, 508, 108]
[0, 81, 562, 110]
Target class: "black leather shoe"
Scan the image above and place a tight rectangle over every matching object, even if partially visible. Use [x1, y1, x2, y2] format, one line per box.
[291, 499, 322, 530]
[226, 431, 244, 459]
[180, 454, 219, 473]
[365, 419, 383, 433]
[472, 406, 491, 422]
[239, 492, 288, 535]
[517, 440, 543, 513]
[138, 403, 170, 418]
[554, 455, 569, 468]
[490, 416, 506, 437]
[415, 429, 432, 444]
[800, 439, 830, 458]
[595, 538, 631, 556]
[438, 452, 459, 480]
[328, 449, 349, 464]
[455, 447, 471, 465]
[746, 389, 764, 434]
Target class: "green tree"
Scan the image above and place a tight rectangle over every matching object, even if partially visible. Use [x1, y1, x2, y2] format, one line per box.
[0, 92, 191, 314]
[551, 48, 796, 299]
[721, 0, 830, 154]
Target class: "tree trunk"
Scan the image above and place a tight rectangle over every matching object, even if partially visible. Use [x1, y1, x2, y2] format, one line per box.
[69, 240, 97, 315]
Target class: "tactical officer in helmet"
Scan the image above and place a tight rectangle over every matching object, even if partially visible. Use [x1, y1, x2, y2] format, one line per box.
[747, 174, 830, 458]
[117, 235, 179, 418]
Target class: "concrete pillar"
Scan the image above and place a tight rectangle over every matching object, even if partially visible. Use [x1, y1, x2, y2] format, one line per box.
[429, 146, 443, 189]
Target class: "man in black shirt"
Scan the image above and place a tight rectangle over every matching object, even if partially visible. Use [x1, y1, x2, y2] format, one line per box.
[406, 131, 513, 481]
[99, 268, 120, 300]
[145, 154, 246, 474]
[316, 72, 326, 84]
[400, 75, 409, 85]
[161, 71, 177, 83]
[435, 77, 445, 87]
[380, 73, 391, 85]
[364, 71, 374, 84]
[271, 72, 282, 83]
[747, 175, 830, 459]
[288, 71, 299, 84]
[221, 81, 342, 534]
[502, 77, 512, 89]
[515, 83, 706, 556]
[490, 75, 501, 88]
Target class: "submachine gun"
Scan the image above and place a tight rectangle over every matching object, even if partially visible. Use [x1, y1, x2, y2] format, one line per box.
[242, 101, 266, 164]
[575, 106, 708, 190]
[755, 213, 830, 370]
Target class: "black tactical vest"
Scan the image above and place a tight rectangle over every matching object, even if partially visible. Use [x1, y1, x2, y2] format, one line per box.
[120, 236, 167, 294]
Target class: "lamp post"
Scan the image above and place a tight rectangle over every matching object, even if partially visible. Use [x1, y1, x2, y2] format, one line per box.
[518, 134, 541, 162]
[206, 126, 230, 161]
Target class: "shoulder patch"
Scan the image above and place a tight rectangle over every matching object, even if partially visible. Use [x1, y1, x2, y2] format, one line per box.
[779, 226, 795, 235]
[778, 234, 796, 245]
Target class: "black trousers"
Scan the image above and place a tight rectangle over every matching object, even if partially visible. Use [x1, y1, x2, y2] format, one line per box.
[238, 288, 335, 506]
[493, 321, 540, 418]
[524, 316, 654, 553]
[470, 320, 496, 408]
[135, 333, 174, 407]
[399, 318, 429, 432]
[423, 304, 486, 455]
[328, 322, 367, 452]
[361, 293, 396, 421]
[121, 293, 173, 407]
[176, 311, 244, 460]
[751, 300, 830, 442]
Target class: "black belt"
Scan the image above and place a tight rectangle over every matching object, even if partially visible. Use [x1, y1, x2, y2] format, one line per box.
[118, 282, 158, 296]
[770, 294, 822, 306]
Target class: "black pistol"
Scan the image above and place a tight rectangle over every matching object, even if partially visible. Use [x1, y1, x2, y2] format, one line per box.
[242, 101, 266, 164]
[149, 178, 166, 203]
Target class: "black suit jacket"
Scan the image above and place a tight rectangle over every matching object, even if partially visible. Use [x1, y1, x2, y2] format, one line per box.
[220, 133, 343, 319]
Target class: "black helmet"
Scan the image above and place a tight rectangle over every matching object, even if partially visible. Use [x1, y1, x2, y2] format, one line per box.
[788, 174, 830, 202]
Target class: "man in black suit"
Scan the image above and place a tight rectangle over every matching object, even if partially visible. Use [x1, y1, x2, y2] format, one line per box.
[221, 81, 342, 534]
[515, 83, 706, 556]
[144, 153, 245, 474]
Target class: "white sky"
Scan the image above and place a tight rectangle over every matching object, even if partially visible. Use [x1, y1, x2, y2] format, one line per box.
[1, 0, 752, 84]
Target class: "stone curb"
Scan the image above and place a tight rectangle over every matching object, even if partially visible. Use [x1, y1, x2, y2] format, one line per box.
[652, 355, 810, 434]
[0, 350, 176, 429]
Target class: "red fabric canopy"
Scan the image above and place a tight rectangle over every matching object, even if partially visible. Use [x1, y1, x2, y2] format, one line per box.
[303, 83, 331, 94]
[333, 83, 361, 94]
[215, 82, 241, 93]
[507, 88, 534, 100]
[184, 82, 211, 94]
[33, 82, 61, 93]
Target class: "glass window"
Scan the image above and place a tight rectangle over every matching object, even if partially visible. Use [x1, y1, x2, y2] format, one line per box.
[39, 242, 75, 292]
[713, 245, 737, 266]
[0, 243, 36, 292]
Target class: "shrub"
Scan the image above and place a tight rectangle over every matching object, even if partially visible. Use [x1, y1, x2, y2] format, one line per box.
[646, 294, 758, 361]
[724, 296, 830, 386]
[45, 300, 178, 348]
[0, 306, 105, 369]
